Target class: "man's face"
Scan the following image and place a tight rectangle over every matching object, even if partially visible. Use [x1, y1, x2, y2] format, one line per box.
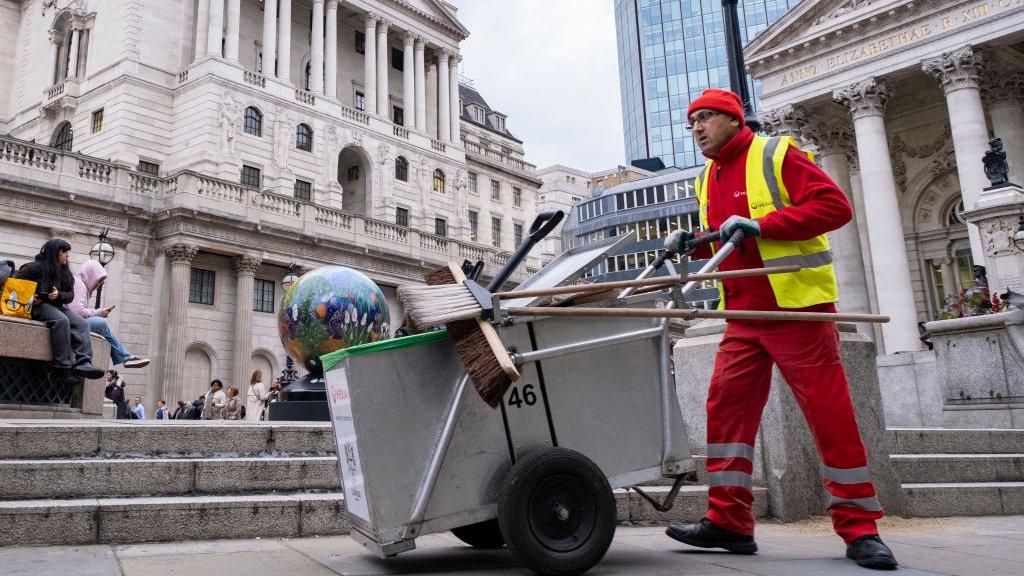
[689, 109, 741, 156]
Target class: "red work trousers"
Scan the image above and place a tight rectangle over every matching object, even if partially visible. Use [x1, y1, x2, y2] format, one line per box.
[704, 320, 883, 544]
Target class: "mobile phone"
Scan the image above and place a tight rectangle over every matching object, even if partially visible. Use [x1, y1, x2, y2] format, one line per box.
[105, 304, 117, 311]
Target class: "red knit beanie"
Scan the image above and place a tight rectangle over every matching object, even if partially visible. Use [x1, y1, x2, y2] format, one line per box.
[687, 89, 744, 125]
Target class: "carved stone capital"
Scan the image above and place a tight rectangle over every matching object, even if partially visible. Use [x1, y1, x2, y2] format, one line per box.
[165, 243, 198, 264]
[377, 17, 391, 31]
[364, 12, 380, 27]
[802, 117, 853, 156]
[922, 46, 984, 93]
[833, 78, 890, 120]
[326, 0, 338, 9]
[981, 68, 1024, 108]
[404, 31, 416, 46]
[757, 104, 809, 138]
[232, 255, 262, 276]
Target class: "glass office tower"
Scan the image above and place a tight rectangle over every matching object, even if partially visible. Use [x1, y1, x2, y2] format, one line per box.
[615, 0, 797, 168]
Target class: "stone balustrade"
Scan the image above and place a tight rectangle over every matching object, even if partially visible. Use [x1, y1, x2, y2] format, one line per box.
[0, 135, 534, 282]
[462, 139, 537, 177]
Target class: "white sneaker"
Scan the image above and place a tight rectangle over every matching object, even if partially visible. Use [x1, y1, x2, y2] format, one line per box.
[123, 357, 150, 368]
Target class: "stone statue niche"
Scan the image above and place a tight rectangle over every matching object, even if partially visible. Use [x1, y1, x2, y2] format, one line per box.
[983, 138, 1011, 188]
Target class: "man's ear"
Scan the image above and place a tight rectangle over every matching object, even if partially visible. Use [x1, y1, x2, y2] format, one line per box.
[730, 116, 741, 129]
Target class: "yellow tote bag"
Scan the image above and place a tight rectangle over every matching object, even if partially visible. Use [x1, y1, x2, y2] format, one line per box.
[1, 278, 37, 319]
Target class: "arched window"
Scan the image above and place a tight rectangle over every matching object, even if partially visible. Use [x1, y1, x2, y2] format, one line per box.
[395, 156, 408, 182]
[52, 121, 73, 151]
[296, 123, 313, 151]
[432, 169, 445, 194]
[304, 61, 311, 91]
[347, 165, 360, 182]
[244, 106, 262, 136]
[946, 199, 967, 226]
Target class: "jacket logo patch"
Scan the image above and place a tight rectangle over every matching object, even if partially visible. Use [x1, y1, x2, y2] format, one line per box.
[733, 190, 747, 198]
[750, 200, 775, 210]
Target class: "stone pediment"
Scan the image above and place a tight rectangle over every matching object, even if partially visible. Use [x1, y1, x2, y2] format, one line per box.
[386, 0, 470, 39]
[745, 0, 907, 59]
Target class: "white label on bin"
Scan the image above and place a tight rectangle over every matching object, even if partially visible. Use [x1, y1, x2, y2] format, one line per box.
[326, 368, 371, 523]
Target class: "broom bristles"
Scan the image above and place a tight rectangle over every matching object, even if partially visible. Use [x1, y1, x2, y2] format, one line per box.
[415, 264, 514, 408]
[397, 283, 482, 328]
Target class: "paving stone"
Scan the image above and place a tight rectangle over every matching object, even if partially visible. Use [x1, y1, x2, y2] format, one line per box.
[901, 483, 1005, 517]
[297, 492, 350, 536]
[118, 547, 339, 576]
[0, 545, 120, 576]
[0, 499, 99, 546]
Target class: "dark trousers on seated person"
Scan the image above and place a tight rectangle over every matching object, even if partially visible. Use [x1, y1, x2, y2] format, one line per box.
[31, 302, 93, 370]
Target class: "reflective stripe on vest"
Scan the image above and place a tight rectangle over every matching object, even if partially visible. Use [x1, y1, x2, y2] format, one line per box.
[695, 135, 839, 309]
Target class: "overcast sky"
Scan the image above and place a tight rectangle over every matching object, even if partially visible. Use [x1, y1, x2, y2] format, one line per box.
[449, 1, 626, 173]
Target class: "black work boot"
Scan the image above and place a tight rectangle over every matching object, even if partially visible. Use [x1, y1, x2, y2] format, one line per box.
[846, 534, 898, 570]
[666, 518, 757, 554]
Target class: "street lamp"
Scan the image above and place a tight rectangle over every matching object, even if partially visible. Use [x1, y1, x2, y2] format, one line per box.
[88, 228, 115, 308]
[721, 0, 760, 133]
[282, 262, 300, 287]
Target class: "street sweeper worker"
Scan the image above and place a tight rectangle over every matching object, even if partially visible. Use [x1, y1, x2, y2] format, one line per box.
[661, 88, 897, 571]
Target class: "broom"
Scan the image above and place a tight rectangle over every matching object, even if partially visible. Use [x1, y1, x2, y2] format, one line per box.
[411, 211, 566, 408]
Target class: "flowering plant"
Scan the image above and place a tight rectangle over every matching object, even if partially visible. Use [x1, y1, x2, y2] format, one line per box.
[940, 288, 1004, 319]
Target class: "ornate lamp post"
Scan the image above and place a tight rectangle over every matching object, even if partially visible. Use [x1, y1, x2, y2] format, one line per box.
[88, 228, 115, 308]
[721, 0, 760, 132]
[279, 262, 301, 386]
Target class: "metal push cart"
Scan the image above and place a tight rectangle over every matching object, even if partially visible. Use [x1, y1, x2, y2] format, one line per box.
[321, 236, 700, 576]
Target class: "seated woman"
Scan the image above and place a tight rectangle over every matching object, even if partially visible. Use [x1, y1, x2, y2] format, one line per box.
[68, 259, 149, 368]
[15, 239, 104, 380]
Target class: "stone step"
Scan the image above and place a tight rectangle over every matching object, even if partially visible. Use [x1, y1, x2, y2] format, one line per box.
[901, 482, 1024, 517]
[0, 485, 765, 547]
[887, 427, 1024, 455]
[0, 456, 340, 499]
[0, 421, 336, 459]
[891, 454, 1024, 484]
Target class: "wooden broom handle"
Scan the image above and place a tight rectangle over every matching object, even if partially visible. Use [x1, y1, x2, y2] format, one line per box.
[495, 265, 800, 300]
[506, 306, 890, 324]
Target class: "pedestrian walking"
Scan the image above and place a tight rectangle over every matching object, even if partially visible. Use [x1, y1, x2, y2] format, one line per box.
[662, 89, 897, 570]
[245, 369, 272, 421]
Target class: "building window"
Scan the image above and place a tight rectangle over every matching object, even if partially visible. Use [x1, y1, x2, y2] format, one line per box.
[391, 47, 403, 70]
[295, 123, 313, 152]
[52, 121, 73, 151]
[347, 165, 360, 182]
[469, 105, 485, 123]
[91, 109, 103, 134]
[253, 278, 275, 313]
[137, 160, 159, 176]
[255, 44, 263, 73]
[294, 179, 312, 201]
[468, 172, 477, 193]
[240, 164, 262, 188]
[513, 187, 522, 207]
[435, 217, 447, 237]
[392, 105, 403, 125]
[433, 169, 445, 194]
[354, 91, 365, 110]
[396, 206, 409, 227]
[514, 222, 523, 247]
[355, 30, 365, 54]
[244, 106, 262, 136]
[468, 210, 478, 242]
[491, 217, 502, 248]
[188, 268, 215, 305]
[395, 156, 408, 181]
[490, 179, 500, 200]
[304, 60, 311, 91]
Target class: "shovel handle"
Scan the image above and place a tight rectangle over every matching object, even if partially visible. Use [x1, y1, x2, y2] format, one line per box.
[506, 306, 890, 324]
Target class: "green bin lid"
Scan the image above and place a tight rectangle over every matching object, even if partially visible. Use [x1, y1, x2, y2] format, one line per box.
[320, 330, 450, 372]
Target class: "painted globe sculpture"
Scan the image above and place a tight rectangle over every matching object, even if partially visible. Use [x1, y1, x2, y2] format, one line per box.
[278, 266, 391, 373]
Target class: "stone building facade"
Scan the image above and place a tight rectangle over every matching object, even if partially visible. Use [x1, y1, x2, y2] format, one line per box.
[0, 0, 540, 408]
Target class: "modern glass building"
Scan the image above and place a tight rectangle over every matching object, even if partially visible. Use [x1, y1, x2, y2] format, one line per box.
[615, 0, 798, 168]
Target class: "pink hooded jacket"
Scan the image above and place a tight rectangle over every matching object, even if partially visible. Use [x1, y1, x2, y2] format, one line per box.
[69, 260, 108, 318]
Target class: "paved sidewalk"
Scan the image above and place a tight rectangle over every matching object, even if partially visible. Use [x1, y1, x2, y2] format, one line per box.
[3, 516, 1023, 576]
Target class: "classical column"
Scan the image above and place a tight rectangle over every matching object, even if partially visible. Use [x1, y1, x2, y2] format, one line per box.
[206, 0, 224, 57]
[449, 53, 461, 142]
[66, 28, 81, 78]
[163, 244, 199, 408]
[939, 258, 959, 298]
[982, 68, 1024, 184]
[414, 37, 426, 131]
[310, 0, 325, 93]
[757, 103, 808, 139]
[437, 50, 451, 141]
[225, 0, 241, 61]
[324, 0, 338, 98]
[804, 116, 872, 320]
[262, 0, 277, 75]
[363, 13, 378, 115]
[834, 79, 921, 353]
[402, 33, 415, 128]
[277, 0, 292, 81]
[922, 47, 989, 266]
[47, 33, 60, 85]
[195, 0, 210, 60]
[376, 19, 390, 117]
[232, 256, 261, 396]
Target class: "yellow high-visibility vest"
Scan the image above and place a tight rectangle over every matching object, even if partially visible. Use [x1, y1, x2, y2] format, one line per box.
[695, 135, 838, 309]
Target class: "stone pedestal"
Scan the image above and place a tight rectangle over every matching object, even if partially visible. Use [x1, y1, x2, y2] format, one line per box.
[673, 320, 903, 521]
[964, 184, 1024, 295]
[875, 351, 941, 427]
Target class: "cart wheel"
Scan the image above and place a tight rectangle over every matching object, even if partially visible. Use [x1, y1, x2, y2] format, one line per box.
[498, 448, 616, 576]
[450, 518, 505, 548]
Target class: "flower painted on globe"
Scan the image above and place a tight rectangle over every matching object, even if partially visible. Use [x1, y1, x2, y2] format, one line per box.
[278, 266, 391, 373]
